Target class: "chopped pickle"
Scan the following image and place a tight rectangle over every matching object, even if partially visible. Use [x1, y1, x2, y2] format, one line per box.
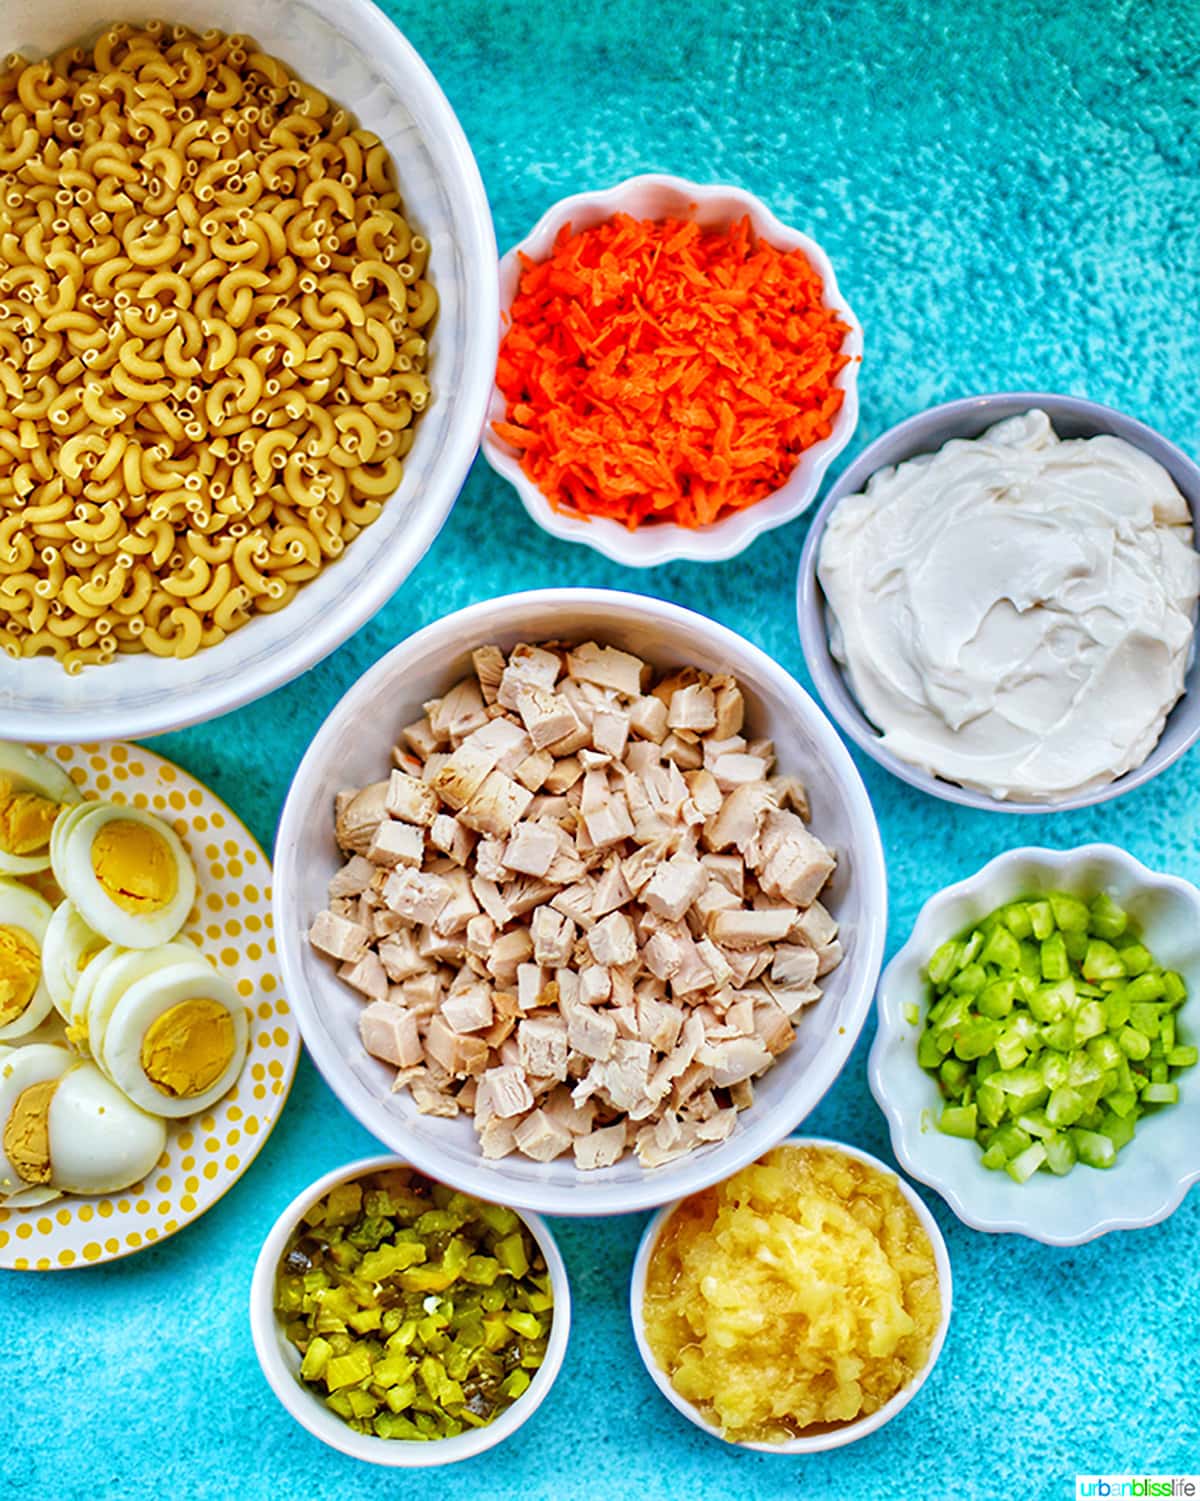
[918, 891, 1194, 1178]
[275, 1168, 552, 1440]
[642, 1144, 941, 1444]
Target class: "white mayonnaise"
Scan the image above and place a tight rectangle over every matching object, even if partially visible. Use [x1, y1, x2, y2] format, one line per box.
[818, 410, 1200, 801]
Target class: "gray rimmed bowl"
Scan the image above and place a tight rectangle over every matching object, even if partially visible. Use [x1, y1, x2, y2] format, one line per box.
[796, 391, 1200, 814]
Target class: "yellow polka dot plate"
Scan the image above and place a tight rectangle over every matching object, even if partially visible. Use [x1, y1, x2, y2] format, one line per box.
[0, 741, 299, 1271]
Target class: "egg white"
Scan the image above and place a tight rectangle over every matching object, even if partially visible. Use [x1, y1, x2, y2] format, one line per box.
[0, 1043, 71, 1198]
[83, 941, 206, 1059]
[53, 803, 197, 949]
[0, 745, 83, 876]
[100, 963, 248, 1119]
[48, 799, 94, 880]
[41, 901, 106, 1023]
[0, 879, 56, 1043]
[46, 1062, 167, 1195]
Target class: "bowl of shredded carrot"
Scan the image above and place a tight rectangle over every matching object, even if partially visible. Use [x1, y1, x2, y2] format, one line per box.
[482, 174, 862, 567]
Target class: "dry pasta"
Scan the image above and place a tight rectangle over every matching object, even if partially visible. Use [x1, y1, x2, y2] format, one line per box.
[0, 22, 437, 670]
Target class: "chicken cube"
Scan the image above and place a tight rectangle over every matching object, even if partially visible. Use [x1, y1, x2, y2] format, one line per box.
[359, 1002, 421, 1067]
[367, 819, 424, 869]
[586, 911, 637, 968]
[309, 910, 370, 964]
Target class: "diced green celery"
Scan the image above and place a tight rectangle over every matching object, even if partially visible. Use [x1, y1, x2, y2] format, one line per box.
[1041, 933, 1069, 981]
[1073, 1001, 1107, 1043]
[927, 941, 962, 987]
[917, 1029, 947, 1069]
[1161, 1014, 1176, 1053]
[1129, 1002, 1162, 1038]
[1028, 901, 1055, 941]
[981, 1141, 1008, 1170]
[1104, 989, 1131, 1030]
[976, 1053, 1000, 1081]
[1040, 1053, 1069, 1090]
[1162, 971, 1187, 1007]
[1082, 940, 1125, 982]
[1029, 980, 1072, 1022]
[1150, 1060, 1169, 1084]
[1119, 1026, 1152, 1061]
[938, 1103, 978, 1139]
[1167, 1044, 1198, 1068]
[1088, 892, 1129, 940]
[1117, 943, 1152, 977]
[1049, 892, 1090, 933]
[1040, 1018, 1075, 1053]
[1018, 941, 1042, 980]
[1043, 1132, 1077, 1176]
[903, 1002, 920, 1027]
[1001, 904, 1034, 939]
[1063, 929, 1088, 964]
[1086, 1035, 1122, 1073]
[1098, 1110, 1136, 1151]
[980, 927, 1022, 971]
[1123, 972, 1164, 1005]
[1071, 1129, 1116, 1169]
[1015, 1109, 1053, 1140]
[960, 931, 984, 966]
[953, 1019, 1000, 1060]
[939, 1057, 970, 1094]
[1104, 1088, 1138, 1120]
[978, 979, 1016, 1018]
[1143, 1082, 1179, 1105]
[994, 1031, 1028, 1071]
[976, 1075, 1007, 1127]
[991, 1123, 1033, 1160]
[1046, 1085, 1086, 1127]
[1006, 1142, 1047, 1183]
[951, 963, 987, 997]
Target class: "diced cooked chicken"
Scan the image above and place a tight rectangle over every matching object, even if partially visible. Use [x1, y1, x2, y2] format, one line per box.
[313, 641, 843, 1170]
[309, 910, 370, 963]
[587, 911, 638, 968]
[335, 782, 389, 854]
[513, 1109, 572, 1163]
[359, 1002, 422, 1067]
[367, 819, 424, 868]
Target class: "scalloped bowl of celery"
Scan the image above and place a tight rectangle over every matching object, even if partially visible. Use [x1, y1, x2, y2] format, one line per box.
[870, 846, 1200, 1245]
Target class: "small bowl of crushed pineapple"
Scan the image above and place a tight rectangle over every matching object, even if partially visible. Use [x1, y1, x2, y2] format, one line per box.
[629, 1135, 952, 1453]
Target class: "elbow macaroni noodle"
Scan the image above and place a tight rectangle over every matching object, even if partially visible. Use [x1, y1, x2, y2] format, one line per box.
[0, 22, 436, 669]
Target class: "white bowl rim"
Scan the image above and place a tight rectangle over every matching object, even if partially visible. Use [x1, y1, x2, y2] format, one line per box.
[869, 842, 1200, 1246]
[248, 1151, 571, 1467]
[0, 0, 499, 744]
[481, 171, 861, 568]
[796, 389, 1200, 814]
[272, 585, 889, 1216]
[628, 1132, 953, 1453]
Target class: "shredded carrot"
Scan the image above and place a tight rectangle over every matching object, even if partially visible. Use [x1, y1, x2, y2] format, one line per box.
[494, 214, 853, 531]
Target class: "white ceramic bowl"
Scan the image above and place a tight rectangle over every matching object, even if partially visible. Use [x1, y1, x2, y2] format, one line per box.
[481, 174, 861, 567]
[629, 1134, 952, 1453]
[274, 587, 888, 1216]
[797, 391, 1200, 813]
[249, 1153, 570, 1467]
[0, 0, 497, 743]
[870, 845, 1200, 1245]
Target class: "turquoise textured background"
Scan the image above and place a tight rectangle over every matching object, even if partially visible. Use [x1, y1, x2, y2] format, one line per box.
[6, 1, 1200, 1497]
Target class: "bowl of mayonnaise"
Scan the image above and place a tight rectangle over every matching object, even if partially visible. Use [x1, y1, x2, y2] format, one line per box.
[797, 391, 1200, 812]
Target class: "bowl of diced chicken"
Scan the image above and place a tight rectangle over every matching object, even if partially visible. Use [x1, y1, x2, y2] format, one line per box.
[274, 588, 887, 1215]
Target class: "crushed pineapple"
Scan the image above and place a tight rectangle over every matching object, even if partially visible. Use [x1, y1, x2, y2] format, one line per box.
[642, 1144, 941, 1444]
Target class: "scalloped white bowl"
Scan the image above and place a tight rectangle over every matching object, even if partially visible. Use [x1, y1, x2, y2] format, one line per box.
[0, 0, 497, 742]
[481, 173, 861, 567]
[628, 1134, 952, 1453]
[870, 845, 1200, 1246]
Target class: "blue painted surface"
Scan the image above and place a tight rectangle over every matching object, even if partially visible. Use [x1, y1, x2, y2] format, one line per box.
[6, 0, 1200, 1497]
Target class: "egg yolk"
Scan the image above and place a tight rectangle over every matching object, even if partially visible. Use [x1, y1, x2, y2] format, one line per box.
[140, 999, 235, 1098]
[0, 778, 61, 856]
[2, 1078, 57, 1184]
[0, 925, 41, 1026]
[91, 820, 178, 914]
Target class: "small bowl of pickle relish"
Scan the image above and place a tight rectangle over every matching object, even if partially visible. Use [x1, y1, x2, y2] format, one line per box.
[250, 1155, 571, 1466]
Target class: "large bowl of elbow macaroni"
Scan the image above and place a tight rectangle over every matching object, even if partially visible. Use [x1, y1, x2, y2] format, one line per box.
[0, 0, 497, 740]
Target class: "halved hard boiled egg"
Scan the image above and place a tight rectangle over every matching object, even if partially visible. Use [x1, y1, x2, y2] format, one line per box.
[97, 961, 248, 1119]
[0, 745, 83, 877]
[41, 901, 107, 1023]
[0, 1044, 166, 1205]
[52, 803, 196, 949]
[82, 940, 204, 1053]
[0, 878, 55, 1042]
